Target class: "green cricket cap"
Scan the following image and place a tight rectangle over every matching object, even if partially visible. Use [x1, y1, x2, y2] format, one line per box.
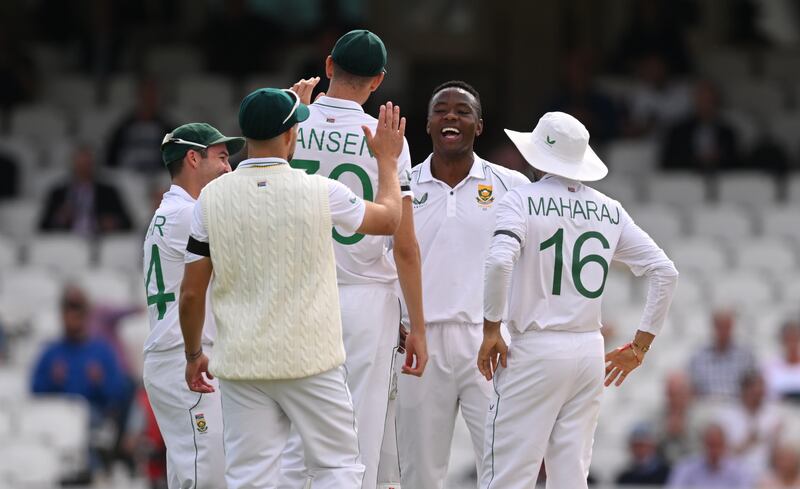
[331, 29, 387, 77]
[238, 88, 310, 140]
[161, 122, 245, 166]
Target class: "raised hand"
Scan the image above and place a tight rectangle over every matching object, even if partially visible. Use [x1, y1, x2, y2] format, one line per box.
[362, 102, 406, 162]
[290, 77, 321, 105]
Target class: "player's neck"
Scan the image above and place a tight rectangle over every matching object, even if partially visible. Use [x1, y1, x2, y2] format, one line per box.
[326, 83, 369, 106]
[431, 151, 474, 188]
[172, 178, 201, 200]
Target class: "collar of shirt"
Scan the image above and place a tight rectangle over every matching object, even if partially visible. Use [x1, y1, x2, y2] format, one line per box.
[312, 96, 364, 113]
[237, 157, 288, 169]
[165, 184, 196, 203]
[539, 173, 584, 191]
[416, 153, 487, 186]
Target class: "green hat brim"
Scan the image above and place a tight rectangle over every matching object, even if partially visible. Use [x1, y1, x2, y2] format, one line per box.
[296, 103, 310, 124]
[208, 136, 246, 155]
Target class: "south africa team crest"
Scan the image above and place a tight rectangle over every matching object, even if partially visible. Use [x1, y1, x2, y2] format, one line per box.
[476, 184, 494, 208]
[195, 413, 208, 434]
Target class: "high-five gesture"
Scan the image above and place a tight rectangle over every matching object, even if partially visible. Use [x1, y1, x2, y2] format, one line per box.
[362, 102, 406, 163]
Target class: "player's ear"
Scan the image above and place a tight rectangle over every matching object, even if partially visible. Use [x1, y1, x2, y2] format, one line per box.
[369, 72, 385, 93]
[426, 118, 431, 135]
[476, 118, 484, 137]
[325, 56, 334, 80]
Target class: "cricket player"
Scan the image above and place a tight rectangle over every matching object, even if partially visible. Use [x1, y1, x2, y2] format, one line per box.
[180, 88, 407, 489]
[397, 81, 528, 489]
[280, 29, 427, 489]
[142, 122, 244, 488]
[478, 112, 679, 489]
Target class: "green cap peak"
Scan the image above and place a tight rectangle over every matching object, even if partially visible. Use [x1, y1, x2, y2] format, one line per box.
[161, 122, 245, 167]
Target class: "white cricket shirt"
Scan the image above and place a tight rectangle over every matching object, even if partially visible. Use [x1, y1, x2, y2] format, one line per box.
[143, 185, 215, 353]
[291, 95, 413, 286]
[484, 175, 678, 336]
[409, 154, 529, 325]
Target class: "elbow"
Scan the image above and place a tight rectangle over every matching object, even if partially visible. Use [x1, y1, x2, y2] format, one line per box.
[393, 239, 419, 264]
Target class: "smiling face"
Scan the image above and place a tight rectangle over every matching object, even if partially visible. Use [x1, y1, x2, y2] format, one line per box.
[427, 87, 483, 158]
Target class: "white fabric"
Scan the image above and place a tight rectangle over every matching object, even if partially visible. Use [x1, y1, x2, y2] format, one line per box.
[142, 348, 225, 489]
[293, 95, 413, 286]
[484, 175, 678, 336]
[195, 162, 357, 380]
[718, 402, 784, 476]
[220, 367, 364, 489]
[480, 330, 605, 489]
[189, 158, 365, 246]
[504, 112, 607, 182]
[398, 324, 497, 489]
[406, 155, 529, 325]
[280, 284, 400, 489]
[143, 184, 215, 352]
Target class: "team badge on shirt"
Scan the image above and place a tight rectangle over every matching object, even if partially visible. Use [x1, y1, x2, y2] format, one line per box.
[194, 413, 208, 434]
[476, 184, 494, 208]
[413, 192, 428, 207]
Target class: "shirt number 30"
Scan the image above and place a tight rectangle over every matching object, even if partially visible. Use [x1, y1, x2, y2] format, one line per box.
[539, 228, 610, 299]
[290, 159, 373, 245]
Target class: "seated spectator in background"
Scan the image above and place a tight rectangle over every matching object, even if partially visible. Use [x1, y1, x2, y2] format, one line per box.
[661, 80, 740, 172]
[625, 52, 692, 138]
[39, 145, 133, 235]
[546, 47, 620, 144]
[720, 370, 784, 476]
[688, 310, 756, 399]
[668, 423, 754, 487]
[760, 443, 800, 489]
[659, 371, 696, 464]
[764, 322, 800, 403]
[0, 151, 19, 199]
[616, 423, 672, 485]
[106, 77, 172, 172]
[31, 284, 129, 477]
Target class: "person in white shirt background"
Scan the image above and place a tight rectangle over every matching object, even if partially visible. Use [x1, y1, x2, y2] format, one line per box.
[478, 111, 679, 489]
[142, 122, 244, 489]
[396, 80, 528, 489]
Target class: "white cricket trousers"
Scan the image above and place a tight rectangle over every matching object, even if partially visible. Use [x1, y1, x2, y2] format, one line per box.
[143, 347, 226, 489]
[280, 284, 399, 489]
[480, 330, 604, 489]
[221, 366, 364, 489]
[398, 323, 494, 489]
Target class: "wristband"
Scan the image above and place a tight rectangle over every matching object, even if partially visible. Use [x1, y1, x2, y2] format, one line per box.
[185, 347, 203, 361]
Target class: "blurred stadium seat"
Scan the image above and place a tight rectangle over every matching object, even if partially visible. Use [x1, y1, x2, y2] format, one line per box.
[0, 438, 61, 487]
[627, 204, 684, 244]
[647, 172, 707, 207]
[667, 237, 729, 276]
[10, 104, 70, 143]
[734, 237, 797, 275]
[27, 234, 92, 275]
[717, 172, 778, 207]
[99, 233, 144, 273]
[689, 204, 754, 240]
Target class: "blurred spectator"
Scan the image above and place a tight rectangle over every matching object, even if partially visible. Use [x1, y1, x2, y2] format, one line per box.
[0, 28, 37, 111]
[611, 0, 695, 75]
[123, 388, 167, 489]
[106, 77, 172, 172]
[659, 371, 696, 464]
[720, 370, 784, 475]
[546, 48, 620, 144]
[0, 151, 19, 199]
[661, 80, 740, 173]
[667, 423, 754, 487]
[625, 52, 692, 138]
[688, 310, 757, 399]
[31, 284, 129, 477]
[39, 145, 133, 235]
[616, 423, 672, 485]
[764, 322, 800, 403]
[760, 443, 800, 488]
[202, 0, 284, 77]
[745, 136, 790, 175]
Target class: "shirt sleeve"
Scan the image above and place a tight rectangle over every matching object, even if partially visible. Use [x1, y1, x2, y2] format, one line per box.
[328, 179, 366, 234]
[613, 205, 679, 336]
[398, 139, 414, 199]
[185, 199, 209, 263]
[484, 191, 527, 322]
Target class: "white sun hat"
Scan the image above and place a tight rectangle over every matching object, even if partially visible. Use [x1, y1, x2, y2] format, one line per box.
[505, 112, 608, 182]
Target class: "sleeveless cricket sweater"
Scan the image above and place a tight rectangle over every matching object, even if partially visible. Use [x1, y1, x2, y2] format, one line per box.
[201, 165, 345, 380]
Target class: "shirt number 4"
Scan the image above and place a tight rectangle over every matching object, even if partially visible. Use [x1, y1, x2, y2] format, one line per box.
[540, 228, 610, 299]
[145, 244, 175, 319]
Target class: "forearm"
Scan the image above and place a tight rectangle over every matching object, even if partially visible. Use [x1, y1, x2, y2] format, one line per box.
[374, 156, 402, 225]
[638, 265, 679, 336]
[179, 293, 205, 355]
[394, 244, 424, 334]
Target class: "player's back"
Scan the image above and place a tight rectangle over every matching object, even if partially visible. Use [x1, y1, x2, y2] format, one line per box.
[502, 175, 632, 334]
[143, 185, 213, 352]
[291, 95, 412, 286]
